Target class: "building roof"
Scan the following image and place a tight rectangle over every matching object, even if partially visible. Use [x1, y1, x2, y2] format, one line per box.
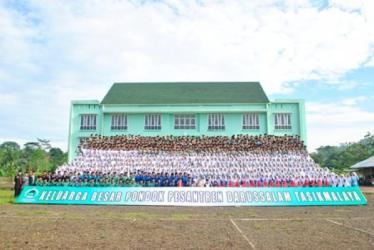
[71, 100, 100, 105]
[101, 82, 269, 105]
[351, 156, 374, 169]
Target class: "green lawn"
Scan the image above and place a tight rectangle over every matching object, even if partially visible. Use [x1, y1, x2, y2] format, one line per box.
[0, 189, 14, 205]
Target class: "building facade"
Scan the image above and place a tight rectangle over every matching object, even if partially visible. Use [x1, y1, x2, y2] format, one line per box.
[68, 82, 307, 161]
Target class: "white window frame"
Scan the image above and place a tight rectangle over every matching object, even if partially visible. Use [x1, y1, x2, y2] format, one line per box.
[243, 113, 260, 130]
[111, 114, 127, 130]
[274, 113, 292, 130]
[208, 114, 225, 130]
[174, 114, 196, 129]
[144, 114, 161, 130]
[80, 114, 97, 130]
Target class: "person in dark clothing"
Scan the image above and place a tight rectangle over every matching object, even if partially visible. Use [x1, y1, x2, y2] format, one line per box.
[14, 171, 24, 197]
[28, 170, 36, 186]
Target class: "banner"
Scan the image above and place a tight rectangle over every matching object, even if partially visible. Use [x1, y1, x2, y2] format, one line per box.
[15, 186, 367, 206]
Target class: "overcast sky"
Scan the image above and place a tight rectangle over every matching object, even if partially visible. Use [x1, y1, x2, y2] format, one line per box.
[0, 0, 373, 151]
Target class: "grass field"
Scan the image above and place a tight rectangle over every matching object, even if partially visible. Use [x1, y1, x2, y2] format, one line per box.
[0, 177, 12, 189]
[0, 187, 373, 249]
[0, 189, 13, 205]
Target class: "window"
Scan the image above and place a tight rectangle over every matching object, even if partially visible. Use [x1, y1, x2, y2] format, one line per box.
[145, 114, 161, 130]
[274, 113, 292, 130]
[243, 113, 260, 129]
[111, 114, 127, 130]
[174, 114, 196, 129]
[208, 114, 225, 130]
[80, 114, 97, 130]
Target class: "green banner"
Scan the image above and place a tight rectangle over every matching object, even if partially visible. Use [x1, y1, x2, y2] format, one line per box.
[15, 186, 367, 206]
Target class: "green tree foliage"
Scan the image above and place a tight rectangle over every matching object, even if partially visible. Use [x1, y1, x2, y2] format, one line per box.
[311, 132, 374, 173]
[28, 149, 51, 173]
[49, 147, 66, 172]
[37, 138, 52, 151]
[0, 146, 22, 176]
[0, 141, 20, 151]
[0, 140, 67, 177]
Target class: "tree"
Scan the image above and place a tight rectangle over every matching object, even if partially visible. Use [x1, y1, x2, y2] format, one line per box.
[360, 133, 374, 149]
[23, 142, 41, 160]
[0, 139, 67, 177]
[24, 142, 41, 151]
[0, 141, 20, 151]
[28, 149, 51, 173]
[49, 147, 67, 172]
[0, 141, 22, 176]
[37, 138, 52, 151]
[311, 133, 374, 172]
[0, 149, 6, 176]
[0, 147, 22, 176]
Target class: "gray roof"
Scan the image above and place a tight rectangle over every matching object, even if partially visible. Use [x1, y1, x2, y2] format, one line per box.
[351, 156, 374, 169]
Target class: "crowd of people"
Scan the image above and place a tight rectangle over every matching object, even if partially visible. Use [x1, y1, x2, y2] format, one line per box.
[79, 134, 306, 153]
[17, 167, 359, 190]
[14, 135, 360, 195]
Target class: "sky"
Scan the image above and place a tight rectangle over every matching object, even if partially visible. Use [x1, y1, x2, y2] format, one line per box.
[0, 0, 373, 152]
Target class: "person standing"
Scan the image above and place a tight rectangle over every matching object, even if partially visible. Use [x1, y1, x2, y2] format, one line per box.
[14, 171, 24, 197]
[28, 170, 36, 186]
[350, 172, 359, 187]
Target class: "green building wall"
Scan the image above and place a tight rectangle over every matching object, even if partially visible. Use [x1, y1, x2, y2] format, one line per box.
[68, 100, 307, 162]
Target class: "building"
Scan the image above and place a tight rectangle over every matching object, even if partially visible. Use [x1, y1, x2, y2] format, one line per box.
[351, 156, 374, 181]
[68, 82, 307, 161]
